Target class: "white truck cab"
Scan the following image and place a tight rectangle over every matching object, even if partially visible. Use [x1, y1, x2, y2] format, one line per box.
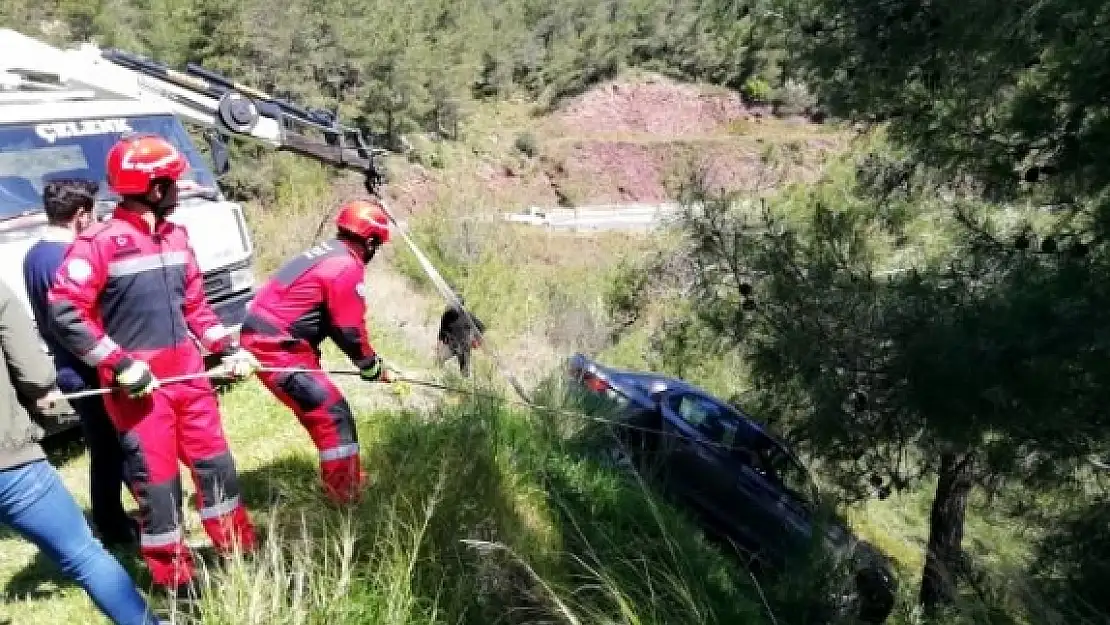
[1, 30, 258, 431]
[0, 30, 257, 324]
[0, 109, 257, 326]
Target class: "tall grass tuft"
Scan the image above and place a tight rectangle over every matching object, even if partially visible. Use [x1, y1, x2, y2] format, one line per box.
[158, 391, 773, 625]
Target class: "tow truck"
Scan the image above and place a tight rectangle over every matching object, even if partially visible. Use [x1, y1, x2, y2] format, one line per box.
[0, 29, 388, 433]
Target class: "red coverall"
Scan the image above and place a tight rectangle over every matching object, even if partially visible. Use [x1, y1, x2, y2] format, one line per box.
[240, 237, 377, 504]
[47, 207, 257, 588]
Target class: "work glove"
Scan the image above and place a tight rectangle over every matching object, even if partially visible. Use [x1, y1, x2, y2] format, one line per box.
[360, 355, 394, 383]
[114, 359, 159, 398]
[219, 347, 260, 381]
[35, 388, 66, 412]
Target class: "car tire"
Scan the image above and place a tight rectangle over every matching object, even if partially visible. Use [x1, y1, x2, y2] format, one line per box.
[853, 565, 897, 623]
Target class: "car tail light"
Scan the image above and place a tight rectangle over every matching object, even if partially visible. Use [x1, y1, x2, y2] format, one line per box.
[584, 372, 610, 393]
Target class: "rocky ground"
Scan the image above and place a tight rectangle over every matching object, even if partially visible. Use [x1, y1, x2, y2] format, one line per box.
[550, 77, 754, 136]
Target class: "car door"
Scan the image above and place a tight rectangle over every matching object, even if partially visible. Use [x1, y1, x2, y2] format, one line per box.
[758, 443, 820, 557]
[657, 391, 738, 522]
[721, 432, 798, 554]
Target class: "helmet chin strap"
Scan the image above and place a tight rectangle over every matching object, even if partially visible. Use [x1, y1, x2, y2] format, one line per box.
[133, 179, 177, 219]
[363, 240, 381, 264]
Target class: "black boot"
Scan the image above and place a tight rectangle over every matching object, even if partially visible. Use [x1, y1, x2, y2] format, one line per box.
[98, 516, 140, 548]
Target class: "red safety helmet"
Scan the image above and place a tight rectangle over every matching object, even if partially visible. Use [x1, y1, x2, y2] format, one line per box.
[336, 199, 391, 244]
[105, 134, 189, 196]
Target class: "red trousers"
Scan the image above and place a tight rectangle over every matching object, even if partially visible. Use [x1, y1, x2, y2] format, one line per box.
[104, 377, 256, 589]
[241, 337, 364, 504]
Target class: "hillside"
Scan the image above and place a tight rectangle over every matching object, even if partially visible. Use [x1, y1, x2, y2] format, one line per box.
[3, 0, 1110, 623]
[378, 72, 842, 216]
[241, 71, 843, 389]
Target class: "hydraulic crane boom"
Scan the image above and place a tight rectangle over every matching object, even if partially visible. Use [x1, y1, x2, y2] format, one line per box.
[1, 30, 389, 191]
[96, 48, 388, 191]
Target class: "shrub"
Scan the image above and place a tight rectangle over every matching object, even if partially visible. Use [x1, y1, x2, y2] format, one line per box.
[514, 132, 539, 158]
[742, 77, 773, 105]
[774, 79, 817, 117]
[544, 289, 610, 352]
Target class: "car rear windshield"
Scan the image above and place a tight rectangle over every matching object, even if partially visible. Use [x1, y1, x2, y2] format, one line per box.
[0, 115, 216, 219]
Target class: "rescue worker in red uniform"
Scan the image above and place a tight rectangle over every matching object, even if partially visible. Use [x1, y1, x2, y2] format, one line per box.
[46, 134, 258, 597]
[240, 199, 394, 504]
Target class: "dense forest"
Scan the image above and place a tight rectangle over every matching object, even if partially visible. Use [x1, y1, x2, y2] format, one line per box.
[2, 0, 796, 148]
[632, 0, 1110, 621]
[4, 0, 1110, 623]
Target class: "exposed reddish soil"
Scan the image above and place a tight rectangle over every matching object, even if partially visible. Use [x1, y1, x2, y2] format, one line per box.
[538, 140, 804, 205]
[552, 76, 755, 137]
[689, 144, 780, 193]
[557, 141, 671, 203]
[381, 73, 833, 213]
[475, 160, 561, 207]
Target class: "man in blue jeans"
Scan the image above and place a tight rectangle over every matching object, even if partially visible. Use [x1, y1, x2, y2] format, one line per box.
[22, 178, 138, 547]
[0, 277, 160, 624]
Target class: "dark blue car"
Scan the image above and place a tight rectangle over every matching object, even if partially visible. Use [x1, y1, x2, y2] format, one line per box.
[565, 353, 898, 623]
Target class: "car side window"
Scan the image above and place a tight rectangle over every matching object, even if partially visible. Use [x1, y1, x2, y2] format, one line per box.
[669, 394, 740, 447]
[740, 438, 817, 508]
[673, 394, 713, 428]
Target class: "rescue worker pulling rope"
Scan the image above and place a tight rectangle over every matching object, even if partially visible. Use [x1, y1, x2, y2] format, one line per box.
[239, 199, 395, 504]
[45, 134, 259, 598]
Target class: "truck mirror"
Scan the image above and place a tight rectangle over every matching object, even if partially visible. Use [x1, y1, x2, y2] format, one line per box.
[205, 129, 231, 176]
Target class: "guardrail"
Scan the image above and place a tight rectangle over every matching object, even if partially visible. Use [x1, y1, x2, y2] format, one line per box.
[500, 202, 693, 232]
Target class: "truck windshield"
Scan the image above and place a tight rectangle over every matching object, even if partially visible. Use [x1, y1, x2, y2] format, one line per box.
[0, 115, 217, 219]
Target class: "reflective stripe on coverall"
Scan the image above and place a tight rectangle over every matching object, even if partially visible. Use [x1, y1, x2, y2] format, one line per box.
[240, 237, 377, 503]
[46, 206, 257, 588]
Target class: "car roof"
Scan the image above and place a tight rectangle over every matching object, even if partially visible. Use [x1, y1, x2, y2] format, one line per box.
[570, 352, 775, 437]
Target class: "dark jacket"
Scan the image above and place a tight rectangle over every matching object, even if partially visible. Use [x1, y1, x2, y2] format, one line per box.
[23, 226, 97, 393]
[0, 278, 58, 470]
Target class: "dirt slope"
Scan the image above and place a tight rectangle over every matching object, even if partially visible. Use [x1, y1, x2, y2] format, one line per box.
[380, 72, 843, 215]
[551, 78, 752, 136]
[362, 73, 844, 393]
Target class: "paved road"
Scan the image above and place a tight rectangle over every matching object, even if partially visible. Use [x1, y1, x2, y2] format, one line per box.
[501, 203, 689, 232]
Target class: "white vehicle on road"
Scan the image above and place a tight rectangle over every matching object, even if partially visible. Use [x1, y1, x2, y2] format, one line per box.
[0, 29, 388, 432]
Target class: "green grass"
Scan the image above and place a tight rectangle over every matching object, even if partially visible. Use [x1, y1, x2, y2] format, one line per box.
[3, 353, 785, 625]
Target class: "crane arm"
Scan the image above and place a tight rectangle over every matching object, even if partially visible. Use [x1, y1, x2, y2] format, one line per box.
[98, 49, 387, 190]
